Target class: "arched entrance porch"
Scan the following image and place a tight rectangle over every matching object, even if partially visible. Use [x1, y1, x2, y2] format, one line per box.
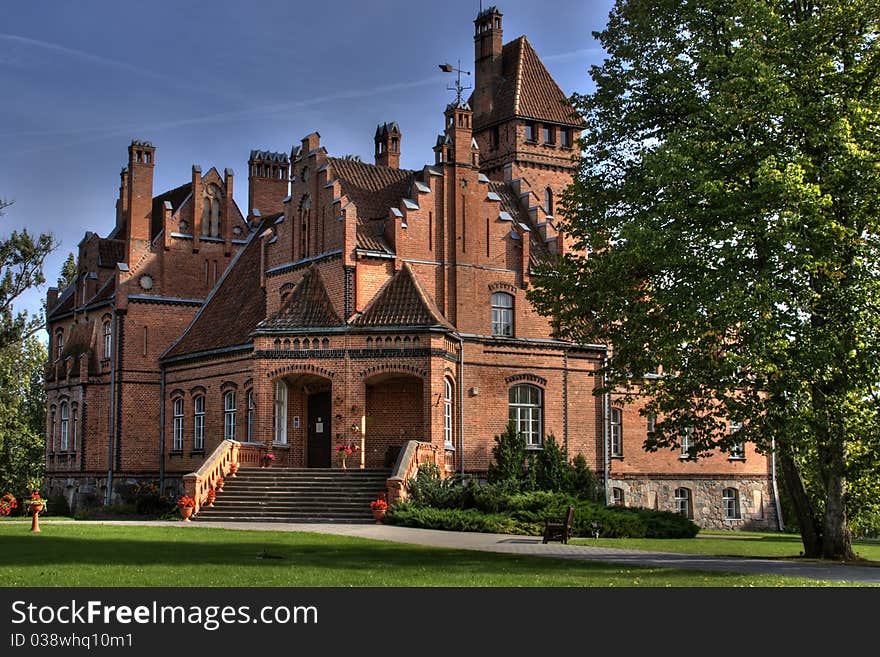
[363, 370, 426, 468]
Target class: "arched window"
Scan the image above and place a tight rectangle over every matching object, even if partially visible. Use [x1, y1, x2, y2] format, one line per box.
[444, 378, 454, 448]
[246, 390, 255, 442]
[612, 487, 625, 506]
[509, 384, 543, 448]
[49, 407, 57, 452]
[610, 407, 623, 457]
[674, 487, 693, 519]
[60, 402, 69, 451]
[172, 398, 184, 451]
[723, 488, 740, 520]
[103, 320, 112, 359]
[491, 292, 514, 337]
[71, 404, 78, 452]
[224, 391, 236, 441]
[273, 380, 288, 445]
[193, 395, 205, 450]
[55, 331, 64, 360]
[201, 183, 223, 237]
[544, 187, 553, 215]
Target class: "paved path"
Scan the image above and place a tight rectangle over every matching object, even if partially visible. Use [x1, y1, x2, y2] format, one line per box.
[32, 519, 880, 585]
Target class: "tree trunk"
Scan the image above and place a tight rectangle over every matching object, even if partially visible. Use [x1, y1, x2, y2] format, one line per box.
[819, 440, 854, 560]
[777, 444, 822, 558]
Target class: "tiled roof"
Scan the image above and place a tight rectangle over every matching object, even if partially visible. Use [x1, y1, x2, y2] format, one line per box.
[97, 239, 125, 268]
[328, 157, 414, 220]
[90, 276, 116, 305]
[351, 263, 452, 328]
[250, 150, 289, 163]
[48, 284, 76, 319]
[472, 36, 583, 130]
[162, 216, 274, 359]
[259, 265, 343, 329]
[60, 320, 94, 359]
[489, 181, 552, 267]
[356, 216, 394, 254]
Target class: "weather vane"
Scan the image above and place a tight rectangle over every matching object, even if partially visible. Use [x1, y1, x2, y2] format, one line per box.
[439, 59, 472, 105]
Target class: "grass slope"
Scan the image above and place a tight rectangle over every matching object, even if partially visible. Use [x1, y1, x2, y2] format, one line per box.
[0, 523, 856, 587]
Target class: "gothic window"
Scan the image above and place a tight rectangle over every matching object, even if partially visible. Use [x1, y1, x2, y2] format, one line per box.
[49, 408, 57, 452]
[201, 183, 223, 238]
[544, 188, 554, 215]
[71, 404, 78, 452]
[224, 391, 236, 441]
[444, 378, 454, 448]
[60, 402, 69, 451]
[172, 398, 184, 451]
[273, 380, 288, 445]
[103, 320, 112, 359]
[194, 394, 205, 450]
[491, 292, 514, 337]
[299, 195, 311, 259]
[508, 384, 543, 448]
[55, 331, 64, 360]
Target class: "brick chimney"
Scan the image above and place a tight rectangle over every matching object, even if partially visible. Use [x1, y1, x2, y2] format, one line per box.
[473, 6, 503, 118]
[374, 122, 401, 168]
[125, 139, 155, 265]
[247, 150, 289, 221]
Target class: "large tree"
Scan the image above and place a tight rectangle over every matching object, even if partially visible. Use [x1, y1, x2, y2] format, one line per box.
[531, 0, 880, 559]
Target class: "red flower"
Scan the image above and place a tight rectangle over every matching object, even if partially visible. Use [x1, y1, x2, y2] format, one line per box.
[177, 495, 196, 508]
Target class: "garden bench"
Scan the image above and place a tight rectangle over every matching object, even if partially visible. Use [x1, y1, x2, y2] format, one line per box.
[542, 506, 575, 544]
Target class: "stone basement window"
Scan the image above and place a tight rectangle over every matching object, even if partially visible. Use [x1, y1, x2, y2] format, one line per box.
[674, 487, 693, 519]
[611, 487, 625, 506]
[723, 488, 741, 520]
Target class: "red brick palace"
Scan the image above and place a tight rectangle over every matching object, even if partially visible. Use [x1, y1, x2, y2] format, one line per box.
[43, 7, 780, 530]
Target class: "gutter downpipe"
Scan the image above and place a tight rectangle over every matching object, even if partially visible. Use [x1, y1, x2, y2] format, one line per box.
[602, 353, 611, 504]
[458, 334, 465, 477]
[105, 313, 118, 507]
[159, 364, 166, 492]
[770, 437, 784, 531]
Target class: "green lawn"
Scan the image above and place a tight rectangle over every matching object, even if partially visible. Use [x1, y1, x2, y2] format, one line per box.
[571, 530, 880, 562]
[0, 522, 861, 587]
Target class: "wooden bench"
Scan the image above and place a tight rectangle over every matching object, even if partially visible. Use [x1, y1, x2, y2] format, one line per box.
[542, 506, 575, 544]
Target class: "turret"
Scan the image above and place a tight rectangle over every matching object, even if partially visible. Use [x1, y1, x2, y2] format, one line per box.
[374, 122, 401, 169]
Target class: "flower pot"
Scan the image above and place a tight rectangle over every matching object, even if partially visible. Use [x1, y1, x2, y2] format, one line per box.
[29, 503, 44, 533]
[215, 480, 224, 491]
[371, 508, 386, 523]
[229, 462, 239, 478]
[179, 506, 194, 522]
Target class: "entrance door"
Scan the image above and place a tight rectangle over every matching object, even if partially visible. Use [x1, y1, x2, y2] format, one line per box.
[307, 391, 331, 467]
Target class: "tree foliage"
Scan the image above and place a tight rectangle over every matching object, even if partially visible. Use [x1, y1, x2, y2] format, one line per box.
[57, 252, 77, 290]
[1, 199, 56, 350]
[530, 0, 880, 557]
[0, 336, 46, 500]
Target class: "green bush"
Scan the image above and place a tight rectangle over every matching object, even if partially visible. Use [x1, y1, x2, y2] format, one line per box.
[386, 503, 517, 534]
[129, 481, 174, 516]
[487, 423, 527, 485]
[570, 454, 601, 502]
[405, 464, 474, 509]
[533, 434, 569, 492]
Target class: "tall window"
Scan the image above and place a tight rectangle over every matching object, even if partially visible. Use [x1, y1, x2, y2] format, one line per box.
[612, 487, 625, 506]
[646, 413, 657, 436]
[202, 183, 222, 237]
[491, 292, 514, 337]
[444, 378, 454, 448]
[723, 488, 740, 520]
[103, 320, 112, 359]
[193, 395, 205, 450]
[681, 426, 694, 458]
[524, 121, 536, 142]
[172, 398, 184, 451]
[674, 487, 693, 519]
[728, 422, 745, 459]
[610, 407, 623, 456]
[543, 187, 553, 215]
[71, 405, 78, 452]
[246, 390, 255, 442]
[60, 402, 69, 451]
[50, 408, 56, 452]
[560, 129, 571, 148]
[55, 332, 64, 360]
[273, 380, 288, 445]
[542, 125, 554, 144]
[509, 384, 543, 448]
[224, 391, 236, 441]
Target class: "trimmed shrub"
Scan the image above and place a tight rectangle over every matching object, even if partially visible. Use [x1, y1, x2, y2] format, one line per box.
[533, 434, 569, 492]
[386, 503, 517, 534]
[570, 454, 600, 502]
[405, 464, 474, 509]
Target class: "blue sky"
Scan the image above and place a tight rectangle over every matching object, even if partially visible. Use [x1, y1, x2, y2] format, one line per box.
[1, 0, 615, 330]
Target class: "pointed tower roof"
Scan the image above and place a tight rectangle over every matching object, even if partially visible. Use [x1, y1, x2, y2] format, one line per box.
[351, 263, 452, 329]
[472, 36, 583, 130]
[260, 265, 344, 329]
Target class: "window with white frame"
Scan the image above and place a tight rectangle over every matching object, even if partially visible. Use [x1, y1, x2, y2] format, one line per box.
[509, 384, 543, 448]
[680, 426, 694, 458]
[273, 380, 288, 445]
[646, 413, 656, 436]
[193, 394, 205, 450]
[60, 401, 69, 451]
[612, 487, 625, 506]
[246, 390, 255, 442]
[491, 292, 514, 337]
[728, 422, 745, 459]
[172, 398, 184, 451]
[103, 320, 112, 359]
[444, 378, 454, 448]
[723, 487, 740, 520]
[224, 391, 236, 441]
[674, 487, 693, 519]
[610, 407, 623, 456]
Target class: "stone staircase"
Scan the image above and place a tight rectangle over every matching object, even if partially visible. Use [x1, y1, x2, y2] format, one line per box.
[195, 467, 391, 523]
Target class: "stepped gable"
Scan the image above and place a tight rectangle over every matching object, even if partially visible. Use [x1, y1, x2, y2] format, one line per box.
[472, 36, 583, 130]
[489, 180, 552, 267]
[355, 216, 394, 254]
[351, 263, 452, 329]
[162, 214, 277, 359]
[259, 265, 343, 329]
[328, 157, 413, 220]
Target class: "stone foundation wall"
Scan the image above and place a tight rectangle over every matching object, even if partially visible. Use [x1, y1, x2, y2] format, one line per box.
[44, 474, 183, 513]
[610, 476, 780, 531]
